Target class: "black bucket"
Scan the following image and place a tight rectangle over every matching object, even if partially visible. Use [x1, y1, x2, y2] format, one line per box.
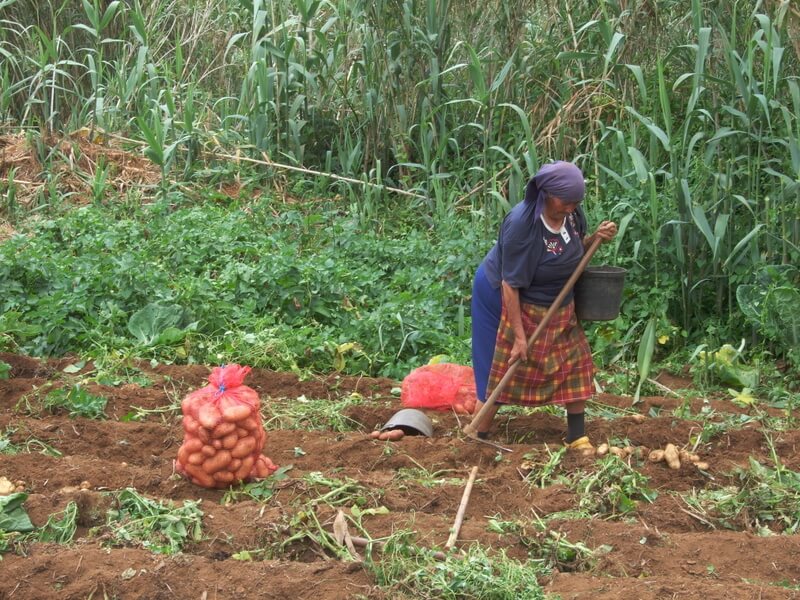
[573, 266, 627, 321]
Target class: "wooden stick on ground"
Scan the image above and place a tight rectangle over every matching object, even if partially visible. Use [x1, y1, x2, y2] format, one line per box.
[445, 466, 479, 550]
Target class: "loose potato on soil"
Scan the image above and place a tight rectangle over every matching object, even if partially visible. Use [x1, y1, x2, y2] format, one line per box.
[0, 476, 15, 495]
[369, 428, 407, 441]
[663, 444, 681, 469]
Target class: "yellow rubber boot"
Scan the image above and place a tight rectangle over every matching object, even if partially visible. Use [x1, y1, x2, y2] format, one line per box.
[565, 435, 594, 454]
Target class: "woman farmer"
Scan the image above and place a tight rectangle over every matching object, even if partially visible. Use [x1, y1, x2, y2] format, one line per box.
[471, 161, 617, 450]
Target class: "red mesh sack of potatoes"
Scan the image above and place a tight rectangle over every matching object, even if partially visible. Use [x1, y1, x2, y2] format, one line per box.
[400, 363, 476, 415]
[175, 364, 278, 489]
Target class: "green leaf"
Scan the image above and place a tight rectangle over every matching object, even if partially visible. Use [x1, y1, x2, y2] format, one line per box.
[127, 304, 191, 346]
[634, 319, 657, 404]
[489, 52, 516, 93]
[624, 106, 671, 151]
[62, 361, 86, 374]
[0, 493, 35, 533]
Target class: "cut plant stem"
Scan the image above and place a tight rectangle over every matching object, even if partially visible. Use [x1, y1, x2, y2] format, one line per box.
[349, 535, 450, 561]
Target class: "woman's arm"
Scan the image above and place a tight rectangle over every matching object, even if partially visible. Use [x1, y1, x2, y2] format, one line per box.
[501, 281, 529, 364]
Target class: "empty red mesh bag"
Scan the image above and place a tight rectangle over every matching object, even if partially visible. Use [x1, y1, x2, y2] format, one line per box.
[175, 364, 277, 488]
[400, 363, 476, 415]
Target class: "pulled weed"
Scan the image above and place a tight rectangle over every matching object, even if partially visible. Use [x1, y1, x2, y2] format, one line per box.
[573, 455, 657, 516]
[520, 446, 567, 489]
[394, 468, 468, 489]
[38, 501, 78, 544]
[106, 488, 203, 554]
[681, 453, 800, 535]
[487, 514, 600, 573]
[369, 532, 547, 600]
[221, 465, 293, 504]
[0, 427, 62, 457]
[262, 393, 365, 432]
[301, 471, 379, 508]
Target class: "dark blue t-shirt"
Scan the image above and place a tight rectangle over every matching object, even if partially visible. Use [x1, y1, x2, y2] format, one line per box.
[481, 202, 586, 307]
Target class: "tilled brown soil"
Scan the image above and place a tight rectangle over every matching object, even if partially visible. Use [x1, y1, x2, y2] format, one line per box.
[0, 352, 798, 599]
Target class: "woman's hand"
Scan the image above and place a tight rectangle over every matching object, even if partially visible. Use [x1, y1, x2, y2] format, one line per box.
[509, 335, 528, 365]
[501, 281, 528, 365]
[593, 220, 617, 242]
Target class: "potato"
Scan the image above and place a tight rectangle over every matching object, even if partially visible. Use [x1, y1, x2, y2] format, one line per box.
[253, 455, 277, 478]
[609, 446, 625, 458]
[253, 459, 269, 478]
[187, 451, 205, 466]
[377, 429, 405, 441]
[181, 394, 201, 415]
[230, 435, 257, 459]
[222, 432, 239, 450]
[201, 449, 232, 474]
[212, 422, 237, 439]
[201, 444, 217, 457]
[663, 444, 681, 470]
[648, 449, 665, 463]
[183, 415, 200, 434]
[369, 431, 381, 439]
[0, 477, 16, 495]
[630, 414, 646, 423]
[213, 470, 235, 484]
[185, 466, 215, 488]
[679, 449, 693, 464]
[234, 455, 255, 480]
[694, 461, 709, 470]
[689, 453, 700, 463]
[236, 427, 249, 438]
[239, 417, 259, 431]
[182, 437, 204, 454]
[384, 429, 405, 441]
[221, 404, 252, 423]
[198, 404, 222, 429]
[196, 426, 210, 444]
[229, 458, 242, 471]
[596, 443, 609, 457]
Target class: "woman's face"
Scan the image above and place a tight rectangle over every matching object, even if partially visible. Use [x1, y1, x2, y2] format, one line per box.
[544, 194, 581, 219]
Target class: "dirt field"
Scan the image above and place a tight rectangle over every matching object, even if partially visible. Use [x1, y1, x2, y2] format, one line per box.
[1, 352, 799, 599]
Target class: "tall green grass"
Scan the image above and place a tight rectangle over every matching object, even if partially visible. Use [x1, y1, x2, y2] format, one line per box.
[1, 0, 798, 365]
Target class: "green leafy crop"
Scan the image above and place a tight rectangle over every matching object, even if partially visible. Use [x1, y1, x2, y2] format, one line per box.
[106, 488, 203, 554]
[43, 385, 108, 419]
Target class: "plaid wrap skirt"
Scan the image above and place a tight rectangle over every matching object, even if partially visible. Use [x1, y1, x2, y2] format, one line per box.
[486, 300, 594, 406]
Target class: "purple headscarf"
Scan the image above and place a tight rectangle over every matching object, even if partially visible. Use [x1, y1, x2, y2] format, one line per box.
[524, 161, 586, 221]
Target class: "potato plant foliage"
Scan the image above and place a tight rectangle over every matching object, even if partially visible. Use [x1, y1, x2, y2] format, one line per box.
[0, 0, 799, 388]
